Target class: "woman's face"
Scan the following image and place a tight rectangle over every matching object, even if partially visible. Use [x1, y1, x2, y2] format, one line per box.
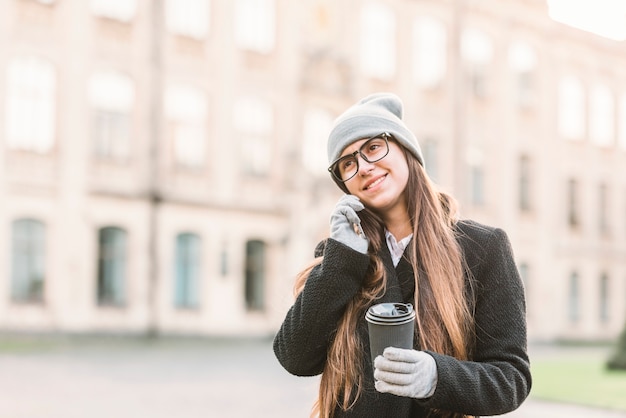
[342, 137, 410, 217]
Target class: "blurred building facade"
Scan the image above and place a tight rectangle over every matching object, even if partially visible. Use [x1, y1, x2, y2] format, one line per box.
[0, 0, 625, 342]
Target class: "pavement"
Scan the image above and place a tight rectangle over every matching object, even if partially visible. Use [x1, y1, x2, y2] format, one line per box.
[0, 336, 624, 417]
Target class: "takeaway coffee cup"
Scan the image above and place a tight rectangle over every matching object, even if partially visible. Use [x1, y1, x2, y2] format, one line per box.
[365, 302, 415, 368]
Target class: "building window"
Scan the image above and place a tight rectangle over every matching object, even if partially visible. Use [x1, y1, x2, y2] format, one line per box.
[90, 0, 137, 22]
[567, 178, 580, 228]
[568, 271, 580, 323]
[5, 56, 56, 153]
[599, 273, 610, 323]
[234, 0, 275, 53]
[10, 219, 45, 303]
[174, 233, 202, 309]
[461, 28, 493, 98]
[519, 155, 532, 212]
[360, 1, 396, 81]
[88, 71, 134, 161]
[508, 41, 537, 108]
[413, 17, 447, 89]
[469, 164, 485, 206]
[422, 138, 439, 183]
[233, 96, 273, 176]
[165, 84, 208, 168]
[589, 84, 615, 147]
[302, 108, 333, 176]
[598, 183, 609, 236]
[558, 76, 585, 140]
[245, 240, 266, 311]
[165, 0, 210, 39]
[97, 227, 127, 306]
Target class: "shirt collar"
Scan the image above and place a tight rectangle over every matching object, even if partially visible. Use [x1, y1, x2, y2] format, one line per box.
[385, 230, 413, 267]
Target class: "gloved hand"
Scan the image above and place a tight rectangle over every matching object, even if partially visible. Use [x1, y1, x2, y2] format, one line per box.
[374, 347, 438, 399]
[330, 194, 369, 254]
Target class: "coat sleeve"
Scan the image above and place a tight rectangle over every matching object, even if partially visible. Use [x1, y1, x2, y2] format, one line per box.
[273, 239, 370, 376]
[417, 227, 532, 416]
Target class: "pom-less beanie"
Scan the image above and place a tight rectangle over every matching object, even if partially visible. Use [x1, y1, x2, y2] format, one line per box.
[327, 92, 424, 167]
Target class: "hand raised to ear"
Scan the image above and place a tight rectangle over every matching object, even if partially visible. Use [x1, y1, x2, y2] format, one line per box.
[330, 194, 369, 254]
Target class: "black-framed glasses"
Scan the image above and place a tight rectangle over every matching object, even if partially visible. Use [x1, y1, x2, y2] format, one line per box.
[328, 132, 391, 182]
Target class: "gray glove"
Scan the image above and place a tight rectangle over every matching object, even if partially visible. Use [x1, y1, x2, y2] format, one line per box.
[330, 194, 369, 254]
[374, 347, 438, 399]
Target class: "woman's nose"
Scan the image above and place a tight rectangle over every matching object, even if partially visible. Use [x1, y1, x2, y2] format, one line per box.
[357, 155, 375, 174]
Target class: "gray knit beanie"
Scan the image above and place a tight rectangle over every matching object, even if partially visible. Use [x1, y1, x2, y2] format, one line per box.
[327, 92, 424, 167]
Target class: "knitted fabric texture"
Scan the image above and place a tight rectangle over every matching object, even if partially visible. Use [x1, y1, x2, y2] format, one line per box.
[327, 92, 424, 167]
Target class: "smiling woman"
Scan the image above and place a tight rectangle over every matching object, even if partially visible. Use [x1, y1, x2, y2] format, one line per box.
[273, 93, 532, 418]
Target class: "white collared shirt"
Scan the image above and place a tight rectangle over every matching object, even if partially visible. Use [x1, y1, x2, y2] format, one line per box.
[385, 230, 413, 267]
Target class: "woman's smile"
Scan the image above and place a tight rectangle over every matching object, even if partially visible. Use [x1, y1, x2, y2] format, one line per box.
[363, 174, 387, 191]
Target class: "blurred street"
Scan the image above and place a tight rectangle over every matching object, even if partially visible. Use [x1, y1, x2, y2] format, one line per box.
[0, 337, 625, 418]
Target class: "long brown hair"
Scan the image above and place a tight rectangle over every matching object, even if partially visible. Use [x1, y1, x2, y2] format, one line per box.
[294, 150, 475, 418]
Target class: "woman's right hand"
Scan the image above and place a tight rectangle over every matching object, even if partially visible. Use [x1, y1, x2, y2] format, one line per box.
[330, 194, 369, 254]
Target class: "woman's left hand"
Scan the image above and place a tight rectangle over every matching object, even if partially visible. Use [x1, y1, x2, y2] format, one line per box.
[374, 347, 438, 399]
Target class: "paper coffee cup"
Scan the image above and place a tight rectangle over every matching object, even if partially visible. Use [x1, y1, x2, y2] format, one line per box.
[365, 302, 415, 369]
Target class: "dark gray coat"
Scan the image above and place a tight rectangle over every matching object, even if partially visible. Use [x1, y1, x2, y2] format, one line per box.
[273, 220, 531, 417]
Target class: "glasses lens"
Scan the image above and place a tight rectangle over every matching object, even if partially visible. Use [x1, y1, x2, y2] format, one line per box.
[333, 155, 358, 182]
[360, 137, 389, 163]
[329, 134, 390, 182]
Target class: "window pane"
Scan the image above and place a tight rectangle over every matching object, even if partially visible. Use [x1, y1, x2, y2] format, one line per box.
[462, 28, 493, 64]
[508, 42, 537, 107]
[589, 84, 614, 146]
[242, 135, 271, 175]
[97, 227, 127, 306]
[302, 108, 333, 175]
[165, 0, 210, 39]
[233, 96, 273, 175]
[462, 28, 493, 98]
[567, 178, 580, 227]
[568, 272, 579, 323]
[174, 233, 202, 309]
[5, 56, 56, 153]
[598, 183, 609, 234]
[245, 240, 266, 311]
[413, 17, 447, 89]
[600, 274, 609, 323]
[92, 110, 131, 160]
[508, 41, 537, 73]
[89, 71, 134, 160]
[165, 84, 208, 168]
[360, 2, 396, 80]
[470, 165, 484, 206]
[234, 0, 275, 53]
[11, 219, 46, 303]
[558, 76, 585, 140]
[90, 0, 137, 22]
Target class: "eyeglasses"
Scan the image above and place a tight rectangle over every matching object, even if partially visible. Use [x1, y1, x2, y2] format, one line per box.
[328, 132, 391, 182]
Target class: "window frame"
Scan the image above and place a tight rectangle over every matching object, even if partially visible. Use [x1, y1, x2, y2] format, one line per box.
[10, 219, 46, 304]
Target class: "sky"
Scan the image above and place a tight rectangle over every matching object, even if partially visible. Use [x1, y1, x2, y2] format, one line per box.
[547, 0, 626, 41]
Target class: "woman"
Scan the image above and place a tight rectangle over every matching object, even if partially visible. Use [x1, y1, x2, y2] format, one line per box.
[273, 93, 531, 418]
